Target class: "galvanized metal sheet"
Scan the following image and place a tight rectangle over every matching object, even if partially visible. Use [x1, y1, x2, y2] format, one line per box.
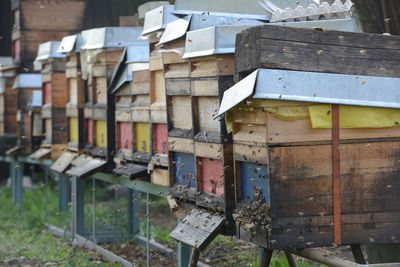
[218, 69, 400, 116]
[29, 148, 51, 161]
[138, 1, 170, 19]
[142, 5, 178, 35]
[170, 209, 224, 251]
[35, 41, 66, 61]
[126, 44, 149, 63]
[173, 0, 271, 20]
[0, 57, 14, 71]
[158, 15, 191, 44]
[71, 154, 92, 166]
[80, 27, 146, 50]
[113, 163, 148, 179]
[66, 157, 106, 178]
[29, 90, 42, 109]
[273, 17, 357, 32]
[50, 151, 77, 173]
[12, 74, 42, 89]
[58, 34, 82, 54]
[183, 26, 254, 58]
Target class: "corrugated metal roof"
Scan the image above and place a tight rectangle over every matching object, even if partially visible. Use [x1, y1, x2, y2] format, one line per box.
[172, 0, 272, 20]
[12, 74, 42, 89]
[142, 5, 179, 35]
[158, 13, 264, 45]
[218, 69, 400, 115]
[58, 34, 83, 54]
[35, 41, 66, 62]
[80, 27, 146, 50]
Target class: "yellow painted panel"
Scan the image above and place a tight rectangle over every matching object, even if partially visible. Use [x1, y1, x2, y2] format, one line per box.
[136, 122, 150, 152]
[69, 117, 79, 142]
[95, 120, 107, 147]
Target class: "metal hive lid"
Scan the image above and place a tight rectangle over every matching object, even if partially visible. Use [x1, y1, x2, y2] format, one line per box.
[30, 90, 42, 108]
[183, 26, 255, 58]
[109, 48, 132, 95]
[158, 13, 264, 45]
[138, 1, 170, 20]
[218, 69, 400, 116]
[142, 5, 179, 35]
[35, 41, 66, 62]
[58, 34, 83, 54]
[80, 27, 146, 50]
[172, 0, 272, 20]
[0, 57, 15, 72]
[183, 18, 357, 58]
[126, 43, 149, 64]
[12, 74, 42, 89]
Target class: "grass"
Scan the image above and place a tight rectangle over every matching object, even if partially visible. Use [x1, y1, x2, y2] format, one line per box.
[0, 186, 114, 266]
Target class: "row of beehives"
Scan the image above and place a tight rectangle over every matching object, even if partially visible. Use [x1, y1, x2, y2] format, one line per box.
[5, 0, 395, 251]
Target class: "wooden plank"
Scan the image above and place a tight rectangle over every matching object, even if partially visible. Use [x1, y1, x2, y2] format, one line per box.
[172, 152, 196, 188]
[149, 56, 163, 71]
[30, 148, 51, 161]
[167, 95, 193, 134]
[170, 209, 224, 251]
[168, 137, 194, 153]
[269, 141, 400, 218]
[150, 110, 167, 124]
[132, 95, 150, 108]
[154, 123, 168, 155]
[234, 144, 269, 165]
[113, 163, 148, 180]
[69, 117, 79, 143]
[195, 142, 223, 160]
[135, 122, 150, 152]
[150, 70, 166, 105]
[195, 96, 220, 133]
[115, 109, 131, 122]
[132, 70, 150, 94]
[51, 73, 67, 108]
[164, 62, 190, 79]
[95, 120, 107, 148]
[198, 157, 224, 196]
[86, 119, 94, 145]
[95, 77, 108, 105]
[190, 55, 235, 78]
[43, 82, 52, 104]
[239, 162, 269, 203]
[66, 158, 107, 178]
[151, 168, 170, 187]
[165, 78, 191, 95]
[332, 104, 341, 245]
[92, 107, 107, 120]
[191, 78, 219, 96]
[235, 25, 400, 78]
[131, 108, 150, 122]
[50, 151, 77, 173]
[118, 122, 132, 150]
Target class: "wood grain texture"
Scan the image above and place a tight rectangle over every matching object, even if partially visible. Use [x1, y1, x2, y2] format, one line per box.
[235, 25, 400, 78]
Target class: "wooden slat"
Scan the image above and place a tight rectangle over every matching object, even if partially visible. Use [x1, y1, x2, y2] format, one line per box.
[332, 104, 341, 246]
[190, 55, 234, 78]
[234, 144, 269, 165]
[151, 168, 169, 186]
[154, 123, 168, 155]
[195, 142, 223, 160]
[168, 137, 194, 153]
[198, 157, 224, 196]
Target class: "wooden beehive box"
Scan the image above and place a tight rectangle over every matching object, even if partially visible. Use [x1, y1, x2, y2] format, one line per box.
[0, 58, 18, 137]
[109, 45, 150, 180]
[12, 74, 42, 156]
[32, 41, 67, 160]
[217, 25, 400, 250]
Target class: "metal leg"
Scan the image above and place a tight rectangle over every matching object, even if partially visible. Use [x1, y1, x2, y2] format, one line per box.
[189, 248, 200, 267]
[12, 161, 23, 208]
[260, 248, 273, 267]
[71, 176, 84, 239]
[177, 218, 191, 267]
[351, 245, 366, 264]
[45, 167, 49, 222]
[284, 251, 298, 267]
[58, 174, 69, 212]
[146, 192, 150, 267]
[128, 189, 140, 237]
[92, 177, 96, 244]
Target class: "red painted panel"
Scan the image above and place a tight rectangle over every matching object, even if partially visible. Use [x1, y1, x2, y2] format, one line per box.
[87, 119, 93, 144]
[154, 123, 168, 154]
[13, 40, 20, 59]
[119, 122, 132, 150]
[200, 158, 224, 196]
[43, 82, 52, 104]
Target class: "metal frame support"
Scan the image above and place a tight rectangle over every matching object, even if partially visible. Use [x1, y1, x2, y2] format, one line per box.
[58, 174, 69, 212]
[146, 192, 150, 267]
[177, 218, 191, 267]
[12, 161, 24, 208]
[260, 248, 273, 267]
[71, 176, 85, 238]
[128, 189, 140, 236]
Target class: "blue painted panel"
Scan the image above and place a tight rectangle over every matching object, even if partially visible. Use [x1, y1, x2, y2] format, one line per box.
[240, 162, 269, 203]
[173, 152, 196, 188]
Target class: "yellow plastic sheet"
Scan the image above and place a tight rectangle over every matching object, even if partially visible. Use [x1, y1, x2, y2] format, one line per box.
[308, 104, 400, 129]
[95, 120, 107, 147]
[69, 117, 79, 142]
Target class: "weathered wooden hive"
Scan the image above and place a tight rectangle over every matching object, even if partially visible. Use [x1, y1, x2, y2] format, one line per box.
[109, 44, 151, 179]
[141, 5, 179, 187]
[10, 0, 86, 71]
[217, 25, 400, 250]
[66, 27, 145, 179]
[30, 41, 67, 161]
[0, 57, 18, 154]
[9, 74, 42, 156]
[50, 34, 85, 174]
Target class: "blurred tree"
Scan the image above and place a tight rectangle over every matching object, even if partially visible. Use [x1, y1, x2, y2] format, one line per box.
[353, 0, 400, 34]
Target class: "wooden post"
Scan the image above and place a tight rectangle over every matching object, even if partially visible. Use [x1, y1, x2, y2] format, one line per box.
[332, 104, 341, 246]
[350, 245, 366, 264]
[259, 248, 273, 267]
[284, 251, 298, 267]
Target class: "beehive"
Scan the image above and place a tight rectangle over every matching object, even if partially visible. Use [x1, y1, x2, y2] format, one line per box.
[109, 44, 150, 179]
[217, 25, 400, 250]
[12, 74, 42, 156]
[142, 5, 179, 186]
[30, 41, 67, 161]
[66, 27, 146, 178]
